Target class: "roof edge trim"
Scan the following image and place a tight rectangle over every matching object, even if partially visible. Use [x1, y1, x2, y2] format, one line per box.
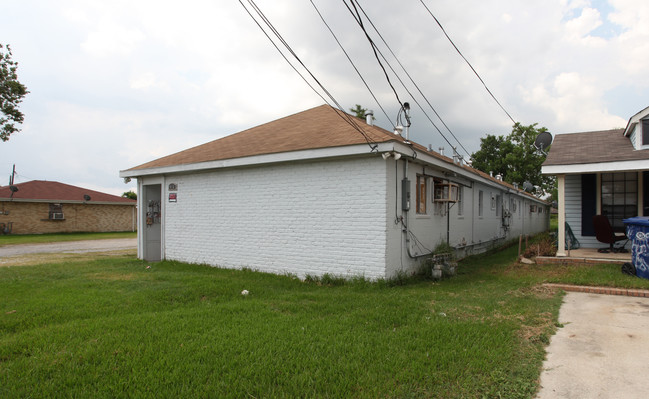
[542, 159, 649, 175]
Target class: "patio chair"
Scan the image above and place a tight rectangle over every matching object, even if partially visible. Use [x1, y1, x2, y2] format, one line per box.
[593, 215, 628, 253]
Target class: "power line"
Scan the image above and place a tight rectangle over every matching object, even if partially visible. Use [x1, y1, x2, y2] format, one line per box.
[309, 0, 395, 130]
[343, 0, 405, 110]
[418, 0, 516, 125]
[353, 0, 471, 158]
[238, 0, 378, 150]
[345, 0, 465, 156]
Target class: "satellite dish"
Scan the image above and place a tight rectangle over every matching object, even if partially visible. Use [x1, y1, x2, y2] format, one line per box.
[534, 131, 553, 154]
[523, 181, 534, 192]
[9, 185, 18, 193]
[83, 194, 91, 201]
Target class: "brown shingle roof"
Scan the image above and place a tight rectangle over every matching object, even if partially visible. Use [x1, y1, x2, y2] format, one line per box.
[0, 180, 136, 204]
[543, 128, 649, 166]
[123, 104, 544, 201]
[128, 105, 403, 170]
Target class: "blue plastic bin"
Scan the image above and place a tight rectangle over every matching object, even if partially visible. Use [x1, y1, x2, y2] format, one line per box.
[623, 217, 649, 279]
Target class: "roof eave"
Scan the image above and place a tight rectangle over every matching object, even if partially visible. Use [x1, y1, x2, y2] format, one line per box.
[120, 142, 398, 178]
[542, 159, 649, 175]
[0, 198, 136, 205]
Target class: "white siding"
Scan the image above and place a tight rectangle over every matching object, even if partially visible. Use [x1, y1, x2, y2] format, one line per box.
[630, 126, 639, 149]
[564, 174, 599, 248]
[163, 157, 388, 279]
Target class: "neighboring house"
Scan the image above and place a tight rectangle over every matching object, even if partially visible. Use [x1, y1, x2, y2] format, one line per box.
[0, 180, 137, 234]
[542, 106, 649, 255]
[120, 105, 548, 279]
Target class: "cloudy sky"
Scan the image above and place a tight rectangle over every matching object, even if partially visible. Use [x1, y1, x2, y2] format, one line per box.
[1, 0, 647, 196]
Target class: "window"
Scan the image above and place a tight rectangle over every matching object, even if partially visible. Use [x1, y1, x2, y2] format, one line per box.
[642, 119, 649, 146]
[457, 186, 464, 216]
[601, 172, 637, 231]
[496, 195, 502, 216]
[49, 203, 64, 220]
[478, 190, 484, 217]
[416, 175, 427, 214]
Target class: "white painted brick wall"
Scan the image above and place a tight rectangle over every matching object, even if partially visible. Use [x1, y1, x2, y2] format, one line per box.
[164, 157, 388, 279]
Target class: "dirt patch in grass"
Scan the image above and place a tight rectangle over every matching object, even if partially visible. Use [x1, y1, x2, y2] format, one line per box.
[517, 311, 556, 344]
[0, 249, 136, 267]
[508, 284, 561, 300]
[504, 262, 574, 279]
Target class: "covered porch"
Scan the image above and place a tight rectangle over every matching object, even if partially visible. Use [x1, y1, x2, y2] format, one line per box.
[541, 115, 649, 258]
[537, 247, 631, 265]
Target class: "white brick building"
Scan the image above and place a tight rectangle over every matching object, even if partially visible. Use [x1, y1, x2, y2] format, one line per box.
[121, 105, 548, 279]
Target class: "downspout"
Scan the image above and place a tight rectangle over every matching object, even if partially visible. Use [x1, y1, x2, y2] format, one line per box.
[447, 202, 450, 245]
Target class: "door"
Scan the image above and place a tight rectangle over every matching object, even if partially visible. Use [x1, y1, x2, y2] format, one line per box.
[143, 184, 162, 261]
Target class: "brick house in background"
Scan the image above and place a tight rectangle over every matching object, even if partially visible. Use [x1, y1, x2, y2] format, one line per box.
[0, 180, 137, 235]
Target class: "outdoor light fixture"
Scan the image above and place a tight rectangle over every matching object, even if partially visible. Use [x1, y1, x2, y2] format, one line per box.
[381, 152, 402, 160]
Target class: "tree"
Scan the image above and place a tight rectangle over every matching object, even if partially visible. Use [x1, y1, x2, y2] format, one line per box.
[349, 104, 373, 120]
[471, 122, 554, 197]
[122, 190, 137, 200]
[1, 44, 28, 142]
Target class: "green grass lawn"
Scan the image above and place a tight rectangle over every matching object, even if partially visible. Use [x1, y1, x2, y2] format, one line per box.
[0, 231, 137, 247]
[550, 214, 558, 232]
[1, 242, 646, 398]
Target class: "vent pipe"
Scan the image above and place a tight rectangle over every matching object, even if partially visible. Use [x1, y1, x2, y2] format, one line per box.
[365, 110, 374, 126]
[439, 147, 444, 156]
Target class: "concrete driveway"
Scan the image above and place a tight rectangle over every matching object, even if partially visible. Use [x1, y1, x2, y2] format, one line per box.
[536, 292, 649, 398]
[0, 238, 137, 257]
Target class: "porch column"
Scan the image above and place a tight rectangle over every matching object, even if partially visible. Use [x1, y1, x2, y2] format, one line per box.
[557, 174, 566, 257]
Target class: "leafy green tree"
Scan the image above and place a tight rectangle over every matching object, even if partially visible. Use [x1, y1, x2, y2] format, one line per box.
[349, 104, 373, 120]
[471, 122, 554, 197]
[0, 44, 28, 142]
[122, 190, 137, 200]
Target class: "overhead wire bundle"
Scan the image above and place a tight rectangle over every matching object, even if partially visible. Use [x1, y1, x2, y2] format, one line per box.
[238, 0, 379, 151]
[239, 0, 516, 160]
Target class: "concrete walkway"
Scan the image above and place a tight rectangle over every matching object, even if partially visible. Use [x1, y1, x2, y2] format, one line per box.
[536, 292, 649, 398]
[0, 238, 137, 257]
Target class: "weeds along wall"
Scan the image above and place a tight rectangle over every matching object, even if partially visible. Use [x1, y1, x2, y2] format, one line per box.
[162, 157, 389, 280]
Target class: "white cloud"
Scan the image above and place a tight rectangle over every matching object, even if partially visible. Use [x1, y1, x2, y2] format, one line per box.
[1, 0, 647, 194]
[520, 72, 627, 130]
[564, 7, 606, 46]
[129, 72, 161, 90]
[81, 24, 145, 58]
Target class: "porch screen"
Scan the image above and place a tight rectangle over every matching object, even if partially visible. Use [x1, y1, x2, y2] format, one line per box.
[601, 172, 637, 231]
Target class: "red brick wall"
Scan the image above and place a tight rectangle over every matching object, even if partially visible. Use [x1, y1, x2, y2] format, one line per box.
[0, 201, 136, 234]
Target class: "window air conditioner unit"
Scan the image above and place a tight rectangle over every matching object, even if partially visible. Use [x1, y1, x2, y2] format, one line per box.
[434, 182, 459, 203]
[52, 213, 64, 220]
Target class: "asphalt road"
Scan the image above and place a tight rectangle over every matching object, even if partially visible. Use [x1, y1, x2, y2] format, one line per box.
[0, 238, 137, 257]
[536, 292, 649, 398]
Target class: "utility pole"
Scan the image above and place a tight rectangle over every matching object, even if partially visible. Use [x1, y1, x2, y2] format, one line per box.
[9, 164, 16, 185]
